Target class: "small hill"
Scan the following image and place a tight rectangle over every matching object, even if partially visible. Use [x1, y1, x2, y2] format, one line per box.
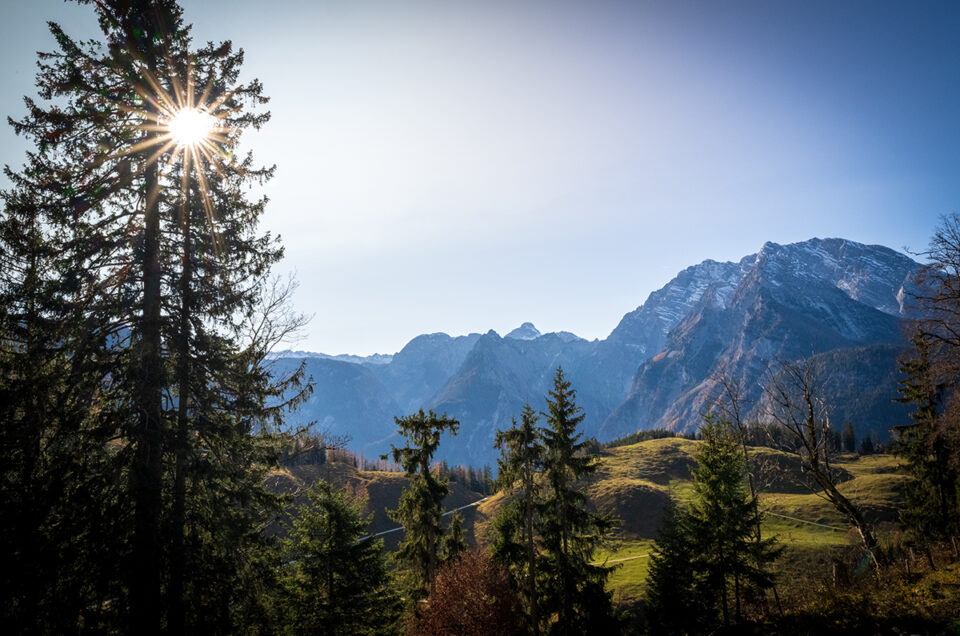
[265, 457, 490, 549]
[466, 437, 907, 605]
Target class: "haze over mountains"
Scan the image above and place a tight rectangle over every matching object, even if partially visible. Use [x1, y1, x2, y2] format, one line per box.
[271, 238, 921, 466]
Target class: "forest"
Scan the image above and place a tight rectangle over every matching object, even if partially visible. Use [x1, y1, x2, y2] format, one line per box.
[1, 1, 959, 634]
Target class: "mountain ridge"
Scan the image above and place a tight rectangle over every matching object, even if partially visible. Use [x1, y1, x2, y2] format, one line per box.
[276, 237, 922, 465]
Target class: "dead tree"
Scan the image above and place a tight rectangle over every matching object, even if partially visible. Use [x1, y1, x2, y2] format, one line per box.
[763, 360, 886, 569]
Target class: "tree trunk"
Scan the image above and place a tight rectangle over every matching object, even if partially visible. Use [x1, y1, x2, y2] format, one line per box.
[525, 470, 539, 636]
[131, 11, 165, 631]
[133, 138, 164, 636]
[168, 170, 193, 634]
[734, 571, 742, 622]
[720, 566, 729, 627]
[817, 473, 886, 569]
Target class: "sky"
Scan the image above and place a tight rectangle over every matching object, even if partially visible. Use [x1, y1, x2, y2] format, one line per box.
[2, 0, 959, 355]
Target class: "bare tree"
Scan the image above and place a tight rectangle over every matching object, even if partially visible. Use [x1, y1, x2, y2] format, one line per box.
[763, 360, 886, 569]
[714, 376, 767, 495]
[912, 214, 960, 355]
[236, 273, 314, 433]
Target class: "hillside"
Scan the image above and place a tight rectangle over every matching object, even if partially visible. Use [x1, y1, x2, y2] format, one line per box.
[278, 437, 911, 605]
[588, 439, 908, 604]
[265, 457, 491, 550]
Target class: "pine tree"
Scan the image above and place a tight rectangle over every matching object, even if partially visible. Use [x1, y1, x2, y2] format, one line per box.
[441, 511, 467, 564]
[646, 417, 781, 633]
[895, 329, 959, 544]
[280, 481, 400, 635]
[536, 367, 618, 635]
[686, 416, 781, 627]
[387, 409, 460, 597]
[493, 403, 545, 633]
[904, 214, 960, 553]
[842, 421, 857, 453]
[645, 504, 710, 636]
[1, 1, 305, 631]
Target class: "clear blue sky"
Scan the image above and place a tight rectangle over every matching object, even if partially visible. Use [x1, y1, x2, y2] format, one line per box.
[2, 1, 959, 354]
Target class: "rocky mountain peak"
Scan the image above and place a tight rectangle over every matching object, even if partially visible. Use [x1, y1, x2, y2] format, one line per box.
[752, 237, 918, 316]
[505, 322, 542, 340]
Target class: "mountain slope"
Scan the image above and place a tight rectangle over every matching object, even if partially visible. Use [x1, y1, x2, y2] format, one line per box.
[602, 239, 918, 439]
[269, 357, 401, 453]
[370, 332, 482, 413]
[275, 237, 921, 465]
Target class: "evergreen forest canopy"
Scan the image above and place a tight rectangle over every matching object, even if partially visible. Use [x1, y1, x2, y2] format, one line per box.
[1, 1, 960, 634]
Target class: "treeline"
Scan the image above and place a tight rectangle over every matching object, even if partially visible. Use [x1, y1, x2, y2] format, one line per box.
[279, 433, 496, 495]
[436, 461, 496, 496]
[734, 420, 887, 456]
[602, 428, 684, 448]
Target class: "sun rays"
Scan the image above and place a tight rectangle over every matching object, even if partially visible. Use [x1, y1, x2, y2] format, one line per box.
[167, 107, 215, 147]
[110, 51, 246, 261]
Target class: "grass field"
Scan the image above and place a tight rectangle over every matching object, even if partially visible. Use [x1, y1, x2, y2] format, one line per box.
[581, 439, 908, 604]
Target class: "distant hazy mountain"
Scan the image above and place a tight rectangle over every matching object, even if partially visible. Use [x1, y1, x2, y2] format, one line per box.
[505, 322, 542, 340]
[267, 357, 400, 455]
[269, 350, 394, 365]
[274, 238, 921, 466]
[370, 332, 483, 413]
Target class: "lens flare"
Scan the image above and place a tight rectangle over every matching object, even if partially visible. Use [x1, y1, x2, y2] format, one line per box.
[167, 107, 214, 146]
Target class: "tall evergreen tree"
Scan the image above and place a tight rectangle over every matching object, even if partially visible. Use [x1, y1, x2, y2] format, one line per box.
[536, 367, 618, 635]
[842, 421, 857, 453]
[895, 329, 959, 544]
[441, 511, 467, 564]
[493, 403, 545, 634]
[645, 417, 781, 633]
[645, 504, 710, 636]
[387, 409, 460, 597]
[0, 1, 306, 631]
[280, 481, 400, 635]
[904, 214, 960, 554]
[686, 416, 782, 626]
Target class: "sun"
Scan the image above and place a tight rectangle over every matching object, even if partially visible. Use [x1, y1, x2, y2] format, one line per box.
[167, 107, 215, 147]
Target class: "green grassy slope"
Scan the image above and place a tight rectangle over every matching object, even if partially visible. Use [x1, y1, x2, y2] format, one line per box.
[265, 460, 489, 549]
[587, 440, 907, 603]
[470, 438, 908, 604]
[269, 439, 910, 604]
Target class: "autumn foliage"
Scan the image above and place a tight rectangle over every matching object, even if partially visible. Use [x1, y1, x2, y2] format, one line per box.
[408, 549, 524, 636]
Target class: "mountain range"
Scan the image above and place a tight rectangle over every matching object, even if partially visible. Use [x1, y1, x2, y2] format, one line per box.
[271, 238, 921, 467]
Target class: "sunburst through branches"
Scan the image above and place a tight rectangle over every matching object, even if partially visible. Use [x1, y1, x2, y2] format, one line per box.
[167, 107, 215, 147]
[123, 54, 245, 259]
